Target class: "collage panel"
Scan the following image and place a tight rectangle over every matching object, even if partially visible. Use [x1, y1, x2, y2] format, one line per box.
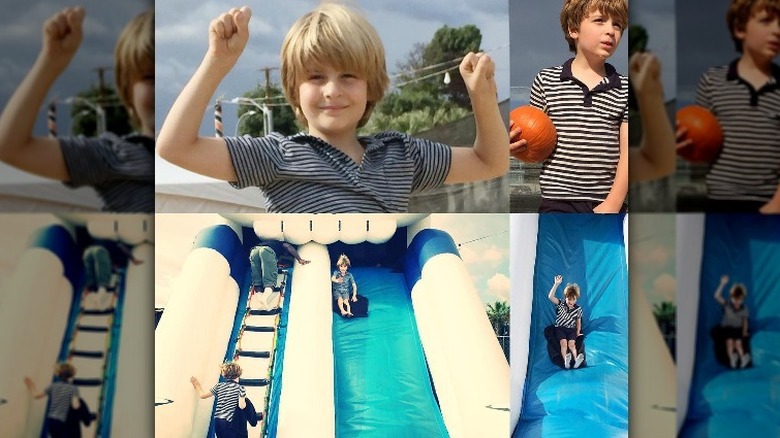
[675, 0, 780, 213]
[676, 214, 780, 436]
[154, 213, 510, 437]
[510, 213, 629, 436]
[0, 213, 153, 436]
[155, 0, 510, 213]
[509, 0, 629, 213]
[0, 0, 154, 213]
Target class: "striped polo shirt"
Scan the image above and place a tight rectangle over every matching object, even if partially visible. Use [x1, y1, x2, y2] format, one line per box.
[697, 61, 780, 202]
[554, 301, 582, 329]
[45, 380, 79, 422]
[210, 381, 246, 421]
[224, 131, 451, 212]
[530, 58, 628, 202]
[60, 133, 154, 212]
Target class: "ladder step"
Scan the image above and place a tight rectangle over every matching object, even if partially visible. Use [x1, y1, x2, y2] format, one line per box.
[73, 378, 103, 387]
[82, 308, 115, 315]
[244, 325, 275, 333]
[239, 378, 270, 387]
[70, 350, 104, 358]
[237, 350, 271, 359]
[249, 308, 280, 316]
[77, 325, 109, 333]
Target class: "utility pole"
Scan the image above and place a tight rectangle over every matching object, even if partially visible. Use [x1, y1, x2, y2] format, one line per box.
[259, 66, 278, 103]
[93, 66, 113, 104]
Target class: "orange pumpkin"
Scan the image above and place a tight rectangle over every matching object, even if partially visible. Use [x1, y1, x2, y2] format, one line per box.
[676, 105, 723, 163]
[509, 105, 557, 163]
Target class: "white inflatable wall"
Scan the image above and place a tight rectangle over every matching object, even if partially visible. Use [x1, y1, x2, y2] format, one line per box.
[676, 214, 705, 431]
[509, 214, 537, 431]
[154, 247, 240, 437]
[276, 243, 335, 437]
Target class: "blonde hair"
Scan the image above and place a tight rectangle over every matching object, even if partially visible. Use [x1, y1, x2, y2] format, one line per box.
[560, 0, 628, 52]
[727, 0, 780, 52]
[220, 362, 242, 380]
[730, 283, 747, 299]
[280, 2, 389, 128]
[114, 9, 154, 129]
[54, 362, 76, 380]
[337, 253, 351, 267]
[564, 283, 581, 300]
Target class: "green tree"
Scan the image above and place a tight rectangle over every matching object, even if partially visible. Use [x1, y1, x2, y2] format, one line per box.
[236, 83, 298, 137]
[486, 300, 510, 336]
[70, 85, 132, 137]
[422, 24, 482, 108]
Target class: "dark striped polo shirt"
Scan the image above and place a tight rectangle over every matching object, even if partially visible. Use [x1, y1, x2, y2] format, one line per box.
[554, 301, 582, 329]
[45, 380, 79, 422]
[60, 133, 154, 212]
[224, 131, 452, 212]
[210, 381, 245, 421]
[530, 58, 628, 202]
[697, 61, 780, 202]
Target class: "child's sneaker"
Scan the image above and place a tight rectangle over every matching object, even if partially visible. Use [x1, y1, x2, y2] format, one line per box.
[564, 353, 572, 369]
[574, 353, 585, 369]
[739, 353, 751, 369]
[729, 352, 739, 369]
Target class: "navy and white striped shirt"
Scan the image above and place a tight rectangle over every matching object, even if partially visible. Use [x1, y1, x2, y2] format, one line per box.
[60, 133, 154, 212]
[697, 61, 780, 202]
[210, 381, 246, 421]
[554, 301, 582, 329]
[224, 131, 452, 212]
[530, 59, 628, 202]
[45, 380, 79, 422]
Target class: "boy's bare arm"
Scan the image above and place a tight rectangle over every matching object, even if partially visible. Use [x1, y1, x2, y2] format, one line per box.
[742, 316, 748, 338]
[594, 121, 628, 213]
[157, 7, 253, 181]
[714, 275, 728, 306]
[576, 317, 581, 337]
[759, 184, 780, 214]
[0, 7, 86, 181]
[23, 377, 46, 399]
[629, 53, 675, 182]
[189, 376, 213, 399]
[548, 275, 562, 305]
[446, 52, 509, 184]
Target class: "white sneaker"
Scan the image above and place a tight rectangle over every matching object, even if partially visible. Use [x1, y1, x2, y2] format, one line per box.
[729, 352, 738, 369]
[564, 353, 572, 369]
[739, 354, 750, 369]
[574, 353, 585, 369]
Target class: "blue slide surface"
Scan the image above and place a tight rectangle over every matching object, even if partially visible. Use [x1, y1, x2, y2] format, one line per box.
[681, 214, 780, 437]
[333, 267, 448, 437]
[515, 214, 628, 437]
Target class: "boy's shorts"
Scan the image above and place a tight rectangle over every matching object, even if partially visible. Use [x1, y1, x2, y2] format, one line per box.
[554, 325, 577, 341]
[333, 290, 351, 301]
[721, 326, 744, 340]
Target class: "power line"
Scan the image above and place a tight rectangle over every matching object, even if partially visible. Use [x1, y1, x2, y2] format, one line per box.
[456, 229, 508, 247]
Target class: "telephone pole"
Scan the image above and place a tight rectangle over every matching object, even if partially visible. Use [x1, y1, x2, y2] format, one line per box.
[93, 66, 113, 104]
[259, 66, 278, 103]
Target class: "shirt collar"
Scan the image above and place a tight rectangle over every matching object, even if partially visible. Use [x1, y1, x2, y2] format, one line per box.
[560, 58, 622, 90]
[726, 58, 780, 84]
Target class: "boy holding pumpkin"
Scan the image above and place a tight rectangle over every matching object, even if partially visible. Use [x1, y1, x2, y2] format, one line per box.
[521, 0, 629, 213]
[677, 0, 780, 213]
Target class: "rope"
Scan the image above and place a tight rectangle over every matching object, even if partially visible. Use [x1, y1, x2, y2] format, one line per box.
[456, 229, 508, 247]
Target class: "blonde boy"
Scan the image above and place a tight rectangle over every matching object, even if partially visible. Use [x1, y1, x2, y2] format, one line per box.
[332, 254, 357, 317]
[714, 275, 751, 369]
[0, 8, 154, 212]
[548, 275, 585, 369]
[157, 2, 508, 213]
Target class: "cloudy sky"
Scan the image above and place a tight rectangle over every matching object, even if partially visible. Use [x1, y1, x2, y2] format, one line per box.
[155, 0, 509, 184]
[677, 0, 738, 106]
[155, 214, 510, 309]
[510, 0, 629, 105]
[0, 0, 151, 184]
[629, 214, 676, 308]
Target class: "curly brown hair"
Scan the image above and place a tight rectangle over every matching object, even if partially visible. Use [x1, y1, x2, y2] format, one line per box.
[220, 362, 242, 380]
[560, 0, 628, 52]
[726, 0, 780, 52]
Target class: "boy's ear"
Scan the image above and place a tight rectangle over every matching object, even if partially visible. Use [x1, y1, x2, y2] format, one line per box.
[734, 27, 746, 42]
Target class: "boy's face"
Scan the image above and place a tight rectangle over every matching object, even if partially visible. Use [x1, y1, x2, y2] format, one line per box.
[339, 264, 348, 274]
[132, 75, 155, 136]
[731, 296, 744, 307]
[298, 64, 368, 140]
[566, 296, 577, 308]
[736, 9, 780, 60]
[570, 9, 623, 60]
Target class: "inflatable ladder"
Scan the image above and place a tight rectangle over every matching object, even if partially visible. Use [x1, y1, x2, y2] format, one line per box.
[235, 267, 288, 438]
[60, 268, 125, 437]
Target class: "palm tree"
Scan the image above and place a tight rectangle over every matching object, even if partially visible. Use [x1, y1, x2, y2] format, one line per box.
[486, 301, 510, 336]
